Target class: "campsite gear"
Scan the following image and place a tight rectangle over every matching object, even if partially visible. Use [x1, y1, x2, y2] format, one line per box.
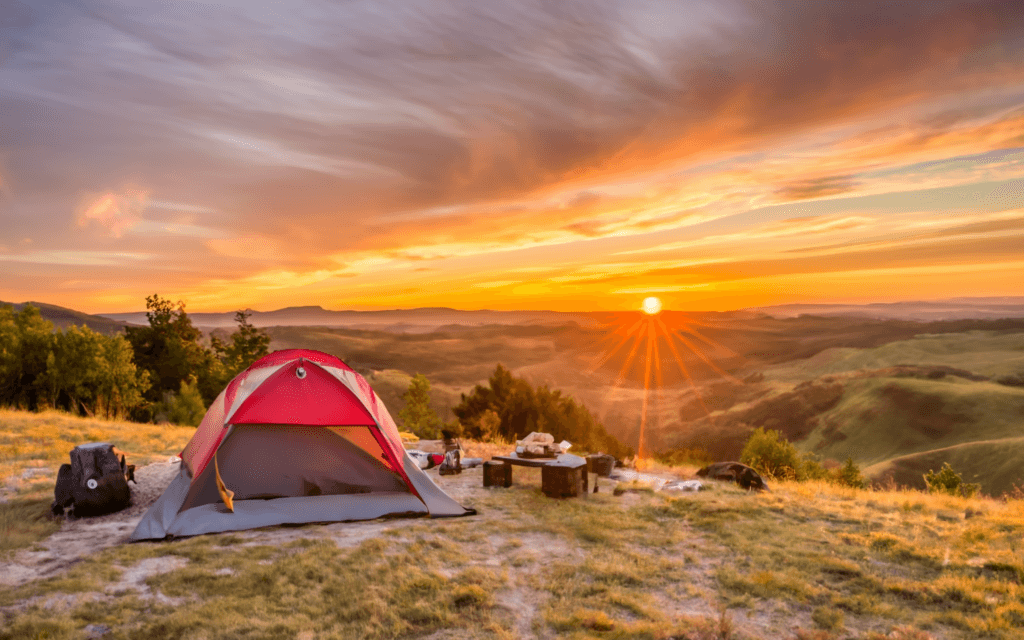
[515, 432, 570, 459]
[461, 457, 483, 468]
[131, 349, 474, 541]
[438, 449, 461, 476]
[696, 462, 769, 491]
[483, 460, 512, 488]
[52, 443, 136, 517]
[408, 450, 445, 469]
[586, 454, 615, 478]
[490, 452, 590, 498]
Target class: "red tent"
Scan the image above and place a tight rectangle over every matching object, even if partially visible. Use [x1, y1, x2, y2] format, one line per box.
[132, 349, 472, 540]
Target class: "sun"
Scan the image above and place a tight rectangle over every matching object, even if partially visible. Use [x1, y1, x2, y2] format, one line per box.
[641, 296, 662, 315]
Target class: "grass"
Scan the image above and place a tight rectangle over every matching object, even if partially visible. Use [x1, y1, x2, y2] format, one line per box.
[4, 410, 1024, 638]
[0, 409, 194, 553]
[806, 376, 1024, 468]
[763, 330, 1024, 382]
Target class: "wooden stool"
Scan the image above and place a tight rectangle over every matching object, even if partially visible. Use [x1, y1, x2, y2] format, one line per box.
[541, 462, 586, 498]
[483, 460, 512, 488]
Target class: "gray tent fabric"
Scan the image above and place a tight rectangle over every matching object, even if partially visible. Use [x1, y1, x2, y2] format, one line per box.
[130, 430, 472, 541]
[402, 453, 476, 517]
[165, 492, 427, 538]
[178, 425, 407, 512]
[130, 468, 192, 541]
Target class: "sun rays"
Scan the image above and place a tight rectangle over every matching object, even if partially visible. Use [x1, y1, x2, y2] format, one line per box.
[584, 301, 747, 466]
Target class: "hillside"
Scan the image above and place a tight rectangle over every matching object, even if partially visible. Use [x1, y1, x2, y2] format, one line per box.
[653, 330, 1024, 495]
[0, 301, 128, 335]
[2, 409, 1024, 640]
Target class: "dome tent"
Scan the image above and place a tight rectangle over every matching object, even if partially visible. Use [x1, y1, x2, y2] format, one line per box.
[131, 349, 473, 541]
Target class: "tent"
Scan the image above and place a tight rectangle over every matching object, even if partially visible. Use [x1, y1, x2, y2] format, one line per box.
[131, 349, 473, 540]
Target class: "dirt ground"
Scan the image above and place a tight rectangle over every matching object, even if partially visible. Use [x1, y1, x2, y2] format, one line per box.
[0, 450, 685, 591]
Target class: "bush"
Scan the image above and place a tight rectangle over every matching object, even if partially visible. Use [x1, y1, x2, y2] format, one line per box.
[833, 458, 866, 489]
[156, 377, 207, 426]
[799, 453, 831, 481]
[740, 428, 802, 480]
[924, 462, 980, 498]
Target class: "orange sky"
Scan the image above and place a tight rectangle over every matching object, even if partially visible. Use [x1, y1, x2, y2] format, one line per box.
[2, 0, 1023, 313]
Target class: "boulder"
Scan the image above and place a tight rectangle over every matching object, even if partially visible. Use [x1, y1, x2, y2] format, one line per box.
[696, 462, 769, 491]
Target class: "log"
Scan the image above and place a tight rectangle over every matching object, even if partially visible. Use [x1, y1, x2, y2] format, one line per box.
[483, 460, 512, 488]
[541, 462, 585, 498]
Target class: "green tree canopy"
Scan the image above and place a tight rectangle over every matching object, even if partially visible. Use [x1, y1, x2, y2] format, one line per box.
[126, 295, 222, 413]
[212, 311, 271, 380]
[397, 373, 443, 439]
[0, 304, 55, 410]
[453, 364, 630, 457]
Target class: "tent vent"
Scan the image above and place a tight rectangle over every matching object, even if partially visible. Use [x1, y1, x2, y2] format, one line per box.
[296, 366, 307, 379]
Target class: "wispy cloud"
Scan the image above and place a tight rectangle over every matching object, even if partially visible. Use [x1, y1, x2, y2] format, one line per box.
[2, 0, 1023, 311]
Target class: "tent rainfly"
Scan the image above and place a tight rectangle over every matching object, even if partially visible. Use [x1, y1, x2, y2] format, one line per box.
[131, 349, 473, 541]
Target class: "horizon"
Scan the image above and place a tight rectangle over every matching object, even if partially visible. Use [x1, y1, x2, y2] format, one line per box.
[7, 294, 1024, 318]
[2, 1, 1024, 313]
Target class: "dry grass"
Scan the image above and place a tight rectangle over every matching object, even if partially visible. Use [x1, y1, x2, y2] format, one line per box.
[0, 409, 194, 554]
[3, 410, 1024, 639]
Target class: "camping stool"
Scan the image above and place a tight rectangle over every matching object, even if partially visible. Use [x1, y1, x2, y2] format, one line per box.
[586, 454, 615, 478]
[541, 459, 587, 499]
[483, 460, 512, 488]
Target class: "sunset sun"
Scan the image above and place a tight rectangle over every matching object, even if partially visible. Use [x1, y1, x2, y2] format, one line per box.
[641, 296, 662, 315]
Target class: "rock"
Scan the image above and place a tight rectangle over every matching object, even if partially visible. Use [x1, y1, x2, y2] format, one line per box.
[664, 480, 706, 492]
[85, 624, 111, 637]
[936, 510, 962, 522]
[696, 462, 769, 491]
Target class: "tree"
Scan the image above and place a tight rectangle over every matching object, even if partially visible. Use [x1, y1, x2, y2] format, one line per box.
[126, 294, 219, 415]
[212, 311, 271, 380]
[398, 373, 443, 438]
[42, 325, 150, 419]
[0, 304, 55, 410]
[453, 363, 630, 457]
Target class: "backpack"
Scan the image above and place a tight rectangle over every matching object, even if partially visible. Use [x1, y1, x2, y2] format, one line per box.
[52, 443, 136, 517]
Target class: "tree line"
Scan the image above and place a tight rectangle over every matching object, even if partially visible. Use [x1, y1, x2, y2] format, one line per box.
[3, 297, 630, 455]
[450, 364, 631, 457]
[0, 295, 269, 424]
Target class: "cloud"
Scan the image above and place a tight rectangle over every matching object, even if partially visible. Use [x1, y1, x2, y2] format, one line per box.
[76, 189, 149, 237]
[775, 176, 860, 201]
[3, 0, 1024, 310]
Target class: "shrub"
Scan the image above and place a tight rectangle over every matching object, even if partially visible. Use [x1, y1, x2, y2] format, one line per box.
[740, 427, 801, 480]
[833, 457, 866, 489]
[156, 377, 207, 426]
[800, 453, 831, 481]
[924, 462, 980, 498]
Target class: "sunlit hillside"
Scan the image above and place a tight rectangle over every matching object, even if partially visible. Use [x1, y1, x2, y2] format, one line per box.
[3, 409, 1024, 639]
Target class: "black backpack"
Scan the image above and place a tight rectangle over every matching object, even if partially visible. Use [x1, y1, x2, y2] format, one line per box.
[52, 443, 136, 517]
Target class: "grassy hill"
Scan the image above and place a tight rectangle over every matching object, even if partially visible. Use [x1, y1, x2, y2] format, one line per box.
[2, 409, 1024, 639]
[0, 301, 129, 335]
[865, 438, 1024, 496]
[653, 331, 1024, 496]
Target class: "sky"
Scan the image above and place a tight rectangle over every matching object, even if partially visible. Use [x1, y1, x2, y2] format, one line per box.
[2, 0, 1024, 314]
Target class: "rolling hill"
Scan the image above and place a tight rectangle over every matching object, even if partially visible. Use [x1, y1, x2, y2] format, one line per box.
[0, 300, 129, 335]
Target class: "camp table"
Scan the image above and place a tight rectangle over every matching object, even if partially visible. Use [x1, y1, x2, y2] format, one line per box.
[489, 452, 590, 498]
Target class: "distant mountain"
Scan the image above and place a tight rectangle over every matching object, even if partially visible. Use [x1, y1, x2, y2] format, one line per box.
[98, 305, 605, 332]
[746, 297, 1024, 321]
[0, 300, 129, 335]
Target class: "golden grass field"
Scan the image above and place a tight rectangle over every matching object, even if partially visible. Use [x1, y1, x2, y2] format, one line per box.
[3, 410, 1024, 639]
